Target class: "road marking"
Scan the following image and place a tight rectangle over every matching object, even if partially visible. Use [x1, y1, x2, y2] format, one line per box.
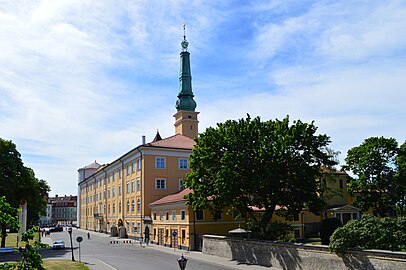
[98, 259, 118, 270]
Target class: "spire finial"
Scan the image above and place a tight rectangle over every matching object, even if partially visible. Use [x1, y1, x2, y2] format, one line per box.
[181, 23, 189, 51]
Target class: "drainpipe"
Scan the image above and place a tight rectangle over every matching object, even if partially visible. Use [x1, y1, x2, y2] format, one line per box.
[92, 176, 97, 232]
[118, 158, 125, 232]
[101, 168, 107, 233]
[136, 148, 143, 242]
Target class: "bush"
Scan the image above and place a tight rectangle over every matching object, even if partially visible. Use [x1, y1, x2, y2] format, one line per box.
[320, 218, 342, 245]
[329, 215, 406, 253]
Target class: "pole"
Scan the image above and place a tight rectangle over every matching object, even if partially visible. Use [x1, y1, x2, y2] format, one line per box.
[79, 242, 81, 262]
[68, 228, 75, 261]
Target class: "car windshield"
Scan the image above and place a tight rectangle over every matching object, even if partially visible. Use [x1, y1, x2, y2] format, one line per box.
[54, 241, 64, 244]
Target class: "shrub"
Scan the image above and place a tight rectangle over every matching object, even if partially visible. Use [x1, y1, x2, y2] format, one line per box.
[248, 221, 294, 242]
[319, 218, 342, 245]
[330, 215, 406, 253]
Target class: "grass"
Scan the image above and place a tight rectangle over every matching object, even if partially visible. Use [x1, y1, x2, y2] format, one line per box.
[0, 260, 90, 270]
[44, 260, 90, 270]
[2, 232, 40, 248]
[296, 237, 322, 245]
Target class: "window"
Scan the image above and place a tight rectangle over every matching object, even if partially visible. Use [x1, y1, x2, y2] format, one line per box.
[119, 168, 122, 178]
[153, 212, 157, 220]
[126, 182, 130, 194]
[103, 191, 106, 199]
[118, 185, 122, 196]
[195, 210, 204, 220]
[179, 179, 185, 190]
[112, 203, 115, 214]
[119, 202, 122, 213]
[137, 179, 141, 191]
[137, 159, 141, 170]
[127, 201, 130, 213]
[132, 221, 135, 233]
[159, 212, 163, 221]
[213, 210, 222, 220]
[137, 199, 141, 212]
[107, 189, 110, 198]
[181, 210, 186, 221]
[155, 179, 166, 190]
[155, 157, 166, 169]
[165, 211, 169, 221]
[131, 200, 135, 212]
[112, 172, 115, 182]
[108, 175, 111, 183]
[112, 187, 115, 197]
[339, 179, 344, 189]
[131, 181, 135, 192]
[179, 158, 188, 170]
[131, 162, 135, 173]
[126, 164, 130, 175]
[108, 204, 110, 214]
[172, 210, 176, 221]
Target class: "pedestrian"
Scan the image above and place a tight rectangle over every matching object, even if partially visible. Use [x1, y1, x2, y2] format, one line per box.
[87, 232, 90, 240]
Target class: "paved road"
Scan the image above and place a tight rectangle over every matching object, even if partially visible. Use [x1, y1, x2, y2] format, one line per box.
[36, 229, 278, 270]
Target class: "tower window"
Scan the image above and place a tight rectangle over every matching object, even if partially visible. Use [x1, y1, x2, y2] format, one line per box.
[188, 115, 191, 118]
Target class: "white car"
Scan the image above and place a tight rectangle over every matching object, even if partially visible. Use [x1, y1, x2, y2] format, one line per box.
[52, 240, 65, 249]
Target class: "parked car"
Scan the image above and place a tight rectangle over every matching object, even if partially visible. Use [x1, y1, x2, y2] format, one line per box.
[52, 240, 65, 249]
[50, 226, 63, 232]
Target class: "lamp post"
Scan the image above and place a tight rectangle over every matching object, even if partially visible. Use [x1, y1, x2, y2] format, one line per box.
[177, 254, 188, 270]
[38, 222, 41, 242]
[67, 227, 75, 261]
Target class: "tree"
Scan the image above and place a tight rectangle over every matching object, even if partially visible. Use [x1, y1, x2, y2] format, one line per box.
[329, 215, 406, 253]
[343, 137, 400, 217]
[185, 115, 337, 239]
[0, 138, 50, 234]
[395, 141, 406, 216]
[0, 196, 20, 248]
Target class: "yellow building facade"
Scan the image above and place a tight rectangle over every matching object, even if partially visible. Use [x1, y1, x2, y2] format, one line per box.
[78, 31, 199, 240]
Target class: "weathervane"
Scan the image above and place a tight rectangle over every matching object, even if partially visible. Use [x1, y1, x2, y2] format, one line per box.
[181, 23, 189, 51]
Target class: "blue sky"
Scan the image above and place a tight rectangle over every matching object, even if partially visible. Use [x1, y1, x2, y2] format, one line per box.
[1, 0, 405, 196]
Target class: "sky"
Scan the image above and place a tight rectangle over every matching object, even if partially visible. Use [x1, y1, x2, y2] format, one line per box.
[1, 0, 405, 197]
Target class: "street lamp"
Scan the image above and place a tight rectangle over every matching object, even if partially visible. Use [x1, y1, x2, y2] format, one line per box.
[177, 254, 188, 270]
[67, 227, 75, 261]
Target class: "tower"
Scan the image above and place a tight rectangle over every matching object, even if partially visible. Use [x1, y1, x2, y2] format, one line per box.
[174, 24, 199, 139]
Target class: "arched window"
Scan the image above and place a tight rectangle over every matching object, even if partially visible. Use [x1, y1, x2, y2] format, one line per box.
[137, 199, 141, 212]
[131, 200, 135, 212]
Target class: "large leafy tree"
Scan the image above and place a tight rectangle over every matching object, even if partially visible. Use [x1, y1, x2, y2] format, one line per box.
[0, 138, 50, 236]
[395, 141, 406, 216]
[0, 196, 20, 247]
[185, 115, 337, 238]
[343, 137, 400, 217]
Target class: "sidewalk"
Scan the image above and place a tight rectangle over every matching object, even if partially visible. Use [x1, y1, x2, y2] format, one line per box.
[42, 229, 280, 269]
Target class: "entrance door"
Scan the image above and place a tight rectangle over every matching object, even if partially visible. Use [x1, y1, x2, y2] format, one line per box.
[158, 229, 164, 245]
[171, 229, 178, 249]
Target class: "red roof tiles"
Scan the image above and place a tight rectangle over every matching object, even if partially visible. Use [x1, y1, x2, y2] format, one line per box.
[149, 188, 192, 206]
[146, 134, 195, 149]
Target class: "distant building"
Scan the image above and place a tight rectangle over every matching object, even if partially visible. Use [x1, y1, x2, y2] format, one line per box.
[50, 195, 77, 225]
[39, 198, 52, 226]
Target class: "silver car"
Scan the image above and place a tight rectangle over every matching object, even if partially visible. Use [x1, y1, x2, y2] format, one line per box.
[52, 240, 65, 249]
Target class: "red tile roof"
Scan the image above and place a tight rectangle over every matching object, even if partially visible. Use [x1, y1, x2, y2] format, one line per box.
[149, 188, 192, 206]
[146, 134, 195, 149]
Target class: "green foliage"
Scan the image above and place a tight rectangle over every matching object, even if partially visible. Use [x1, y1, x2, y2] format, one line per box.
[395, 141, 406, 216]
[185, 115, 337, 239]
[343, 137, 401, 217]
[247, 220, 295, 242]
[17, 226, 47, 270]
[329, 215, 406, 253]
[0, 138, 50, 227]
[319, 218, 342, 245]
[0, 196, 20, 248]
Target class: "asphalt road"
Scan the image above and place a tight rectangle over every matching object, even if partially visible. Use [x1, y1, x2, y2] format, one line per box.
[40, 230, 242, 270]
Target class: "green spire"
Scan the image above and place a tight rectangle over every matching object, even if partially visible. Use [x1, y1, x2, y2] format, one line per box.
[176, 24, 197, 112]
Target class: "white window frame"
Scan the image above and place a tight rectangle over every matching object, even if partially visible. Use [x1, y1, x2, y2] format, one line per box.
[178, 158, 188, 170]
[155, 157, 166, 169]
[155, 178, 166, 190]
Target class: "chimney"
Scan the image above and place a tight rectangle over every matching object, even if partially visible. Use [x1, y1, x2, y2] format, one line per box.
[142, 135, 146, 145]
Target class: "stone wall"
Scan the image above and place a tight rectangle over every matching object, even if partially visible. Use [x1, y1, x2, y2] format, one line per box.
[202, 235, 406, 270]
